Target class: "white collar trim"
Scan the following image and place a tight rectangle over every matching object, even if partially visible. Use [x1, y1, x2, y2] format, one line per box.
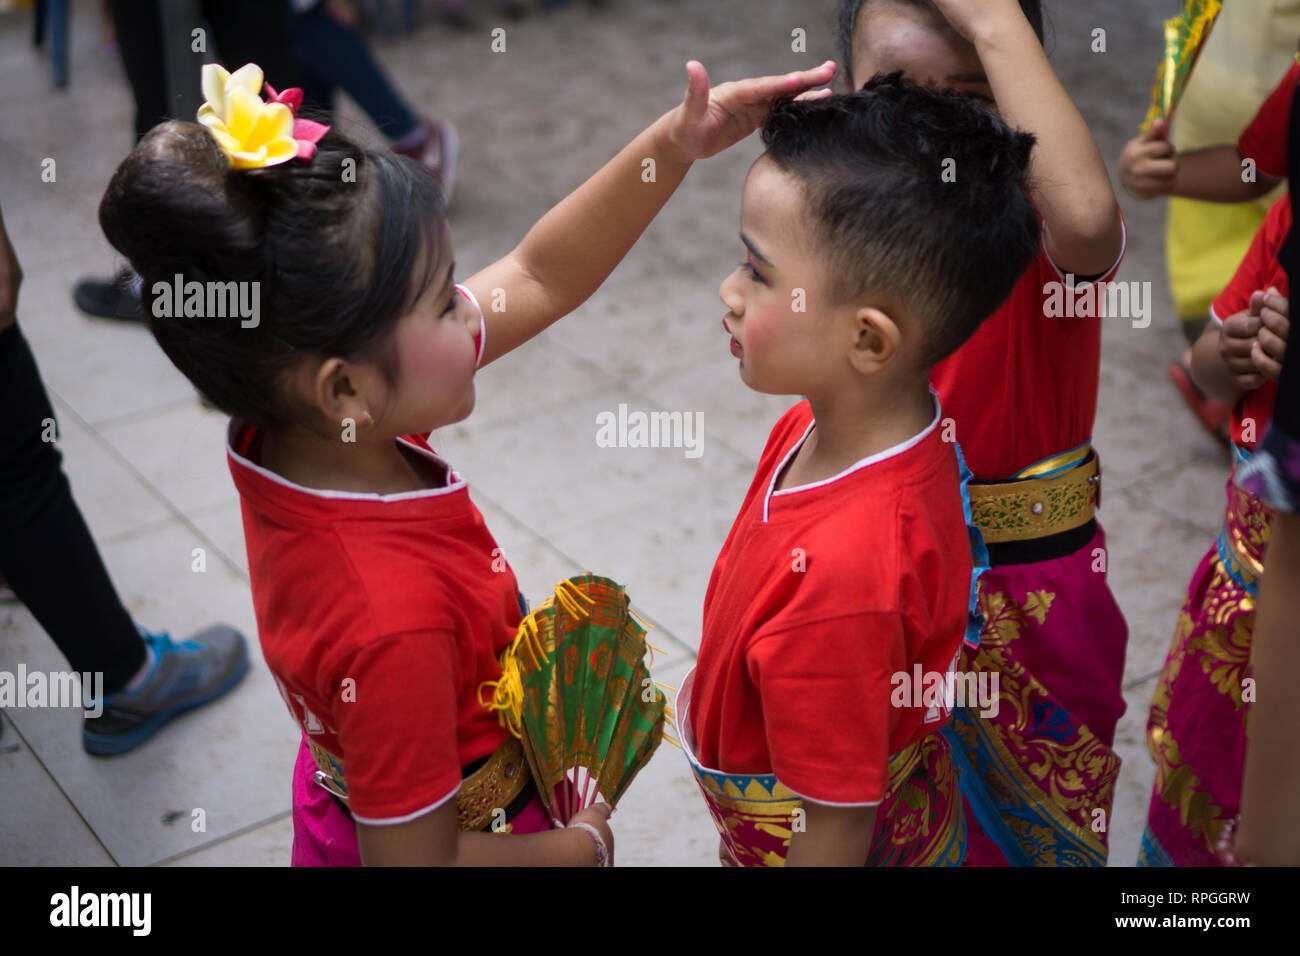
[227, 427, 467, 503]
[762, 395, 942, 522]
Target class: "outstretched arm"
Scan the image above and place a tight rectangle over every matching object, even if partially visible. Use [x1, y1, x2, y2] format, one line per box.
[465, 60, 837, 366]
[935, 0, 1123, 278]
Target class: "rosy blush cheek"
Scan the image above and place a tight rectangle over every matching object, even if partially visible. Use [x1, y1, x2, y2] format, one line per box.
[396, 324, 473, 400]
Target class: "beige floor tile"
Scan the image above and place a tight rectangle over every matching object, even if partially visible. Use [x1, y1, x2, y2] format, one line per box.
[0, 519, 299, 867]
[46, 394, 174, 542]
[162, 814, 293, 868]
[1103, 486, 1220, 686]
[96, 402, 237, 515]
[0, 713, 115, 866]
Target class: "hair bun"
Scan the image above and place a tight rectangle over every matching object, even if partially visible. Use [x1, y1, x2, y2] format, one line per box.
[100, 120, 265, 286]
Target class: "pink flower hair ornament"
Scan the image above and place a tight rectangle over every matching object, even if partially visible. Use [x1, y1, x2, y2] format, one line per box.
[197, 63, 330, 169]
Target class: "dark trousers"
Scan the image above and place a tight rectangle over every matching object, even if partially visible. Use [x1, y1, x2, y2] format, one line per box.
[0, 324, 144, 694]
[108, 0, 303, 143]
[290, 2, 419, 140]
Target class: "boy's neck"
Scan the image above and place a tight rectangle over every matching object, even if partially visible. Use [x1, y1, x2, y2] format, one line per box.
[783, 381, 936, 489]
[259, 424, 443, 495]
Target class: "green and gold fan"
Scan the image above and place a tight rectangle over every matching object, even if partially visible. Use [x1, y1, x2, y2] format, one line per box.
[1141, 0, 1223, 132]
[480, 574, 672, 824]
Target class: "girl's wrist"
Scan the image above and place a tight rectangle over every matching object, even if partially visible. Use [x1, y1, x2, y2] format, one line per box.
[653, 110, 697, 169]
[565, 821, 610, 867]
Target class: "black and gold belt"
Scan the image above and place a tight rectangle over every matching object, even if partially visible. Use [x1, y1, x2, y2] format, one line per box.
[968, 447, 1101, 565]
[309, 734, 534, 831]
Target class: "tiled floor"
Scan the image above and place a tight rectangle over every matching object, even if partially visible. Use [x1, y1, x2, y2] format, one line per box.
[1, 0, 1221, 866]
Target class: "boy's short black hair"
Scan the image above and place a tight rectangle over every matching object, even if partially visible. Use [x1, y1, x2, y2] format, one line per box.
[760, 73, 1040, 367]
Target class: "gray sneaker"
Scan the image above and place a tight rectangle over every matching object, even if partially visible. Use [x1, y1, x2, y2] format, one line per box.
[82, 624, 249, 756]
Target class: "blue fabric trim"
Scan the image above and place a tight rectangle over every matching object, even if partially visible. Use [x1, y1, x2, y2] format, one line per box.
[942, 720, 1032, 866]
[1215, 530, 1258, 597]
[954, 441, 990, 649]
[1136, 826, 1175, 867]
[1013, 438, 1092, 479]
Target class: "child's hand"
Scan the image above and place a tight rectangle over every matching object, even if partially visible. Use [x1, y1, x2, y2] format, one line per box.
[1119, 120, 1177, 199]
[569, 803, 615, 866]
[1220, 306, 1267, 392]
[663, 59, 837, 164]
[1251, 286, 1290, 382]
[930, 0, 1028, 44]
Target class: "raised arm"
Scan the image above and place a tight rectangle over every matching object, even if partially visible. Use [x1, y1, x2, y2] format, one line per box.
[935, 0, 1123, 278]
[465, 60, 837, 366]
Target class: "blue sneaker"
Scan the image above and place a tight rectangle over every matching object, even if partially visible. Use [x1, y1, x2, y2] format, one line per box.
[82, 624, 249, 756]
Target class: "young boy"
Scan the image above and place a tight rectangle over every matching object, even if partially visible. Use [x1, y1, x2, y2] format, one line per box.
[677, 76, 1041, 866]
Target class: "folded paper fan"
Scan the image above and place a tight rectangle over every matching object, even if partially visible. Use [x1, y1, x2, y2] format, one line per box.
[1141, 0, 1223, 132]
[480, 574, 672, 825]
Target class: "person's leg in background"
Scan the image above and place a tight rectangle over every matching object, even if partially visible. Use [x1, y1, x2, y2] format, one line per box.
[71, 0, 168, 322]
[1, 209, 248, 756]
[289, 1, 458, 199]
[201, 0, 304, 98]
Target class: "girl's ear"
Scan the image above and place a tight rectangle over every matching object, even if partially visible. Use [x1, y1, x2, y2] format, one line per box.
[847, 305, 902, 375]
[312, 357, 372, 435]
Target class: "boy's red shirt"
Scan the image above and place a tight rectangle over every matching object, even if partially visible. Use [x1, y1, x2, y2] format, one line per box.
[688, 399, 973, 805]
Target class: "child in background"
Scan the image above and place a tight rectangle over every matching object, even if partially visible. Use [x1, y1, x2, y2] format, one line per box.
[839, 0, 1127, 865]
[1140, 194, 1291, 866]
[1119, 37, 1298, 441]
[680, 77, 1040, 867]
[98, 57, 836, 866]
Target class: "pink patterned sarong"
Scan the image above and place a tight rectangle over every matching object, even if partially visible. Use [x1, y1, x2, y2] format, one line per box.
[1139, 456, 1272, 867]
[943, 524, 1128, 866]
[289, 736, 553, 866]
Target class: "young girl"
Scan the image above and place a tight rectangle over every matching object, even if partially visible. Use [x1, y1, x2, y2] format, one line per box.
[838, 0, 1127, 865]
[1140, 192, 1289, 866]
[98, 57, 836, 866]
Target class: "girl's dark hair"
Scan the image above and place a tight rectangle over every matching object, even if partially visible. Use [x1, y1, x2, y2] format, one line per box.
[836, 0, 1046, 90]
[761, 74, 1040, 367]
[99, 120, 444, 431]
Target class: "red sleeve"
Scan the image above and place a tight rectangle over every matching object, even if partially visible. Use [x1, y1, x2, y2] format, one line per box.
[330, 629, 463, 823]
[1211, 197, 1290, 323]
[1238, 61, 1298, 181]
[1041, 205, 1127, 284]
[747, 611, 907, 805]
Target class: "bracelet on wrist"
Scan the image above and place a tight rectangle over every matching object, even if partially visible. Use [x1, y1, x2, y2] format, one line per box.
[566, 820, 610, 867]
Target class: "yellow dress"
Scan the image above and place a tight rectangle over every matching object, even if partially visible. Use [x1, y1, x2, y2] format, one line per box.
[1166, 1, 1300, 332]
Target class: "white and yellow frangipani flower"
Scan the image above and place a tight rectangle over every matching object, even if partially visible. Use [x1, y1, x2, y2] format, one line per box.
[197, 63, 298, 170]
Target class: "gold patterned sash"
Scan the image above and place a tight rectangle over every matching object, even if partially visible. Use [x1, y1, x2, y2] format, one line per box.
[677, 670, 965, 866]
[308, 735, 530, 831]
[968, 452, 1100, 544]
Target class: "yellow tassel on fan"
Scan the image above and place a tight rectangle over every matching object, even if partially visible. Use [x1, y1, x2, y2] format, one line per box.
[479, 614, 546, 738]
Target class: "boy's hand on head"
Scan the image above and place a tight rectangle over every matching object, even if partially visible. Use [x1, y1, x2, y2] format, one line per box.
[930, 0, 1027, 44]
[663, 60, 836, 164]
[1119, 121, 1177, 199]
[1221, 305, 1267, 391]
[1251, 286, 1289, 382]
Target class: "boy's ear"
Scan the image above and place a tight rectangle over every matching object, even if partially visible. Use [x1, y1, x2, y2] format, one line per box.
[848, 305, 901, 374]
